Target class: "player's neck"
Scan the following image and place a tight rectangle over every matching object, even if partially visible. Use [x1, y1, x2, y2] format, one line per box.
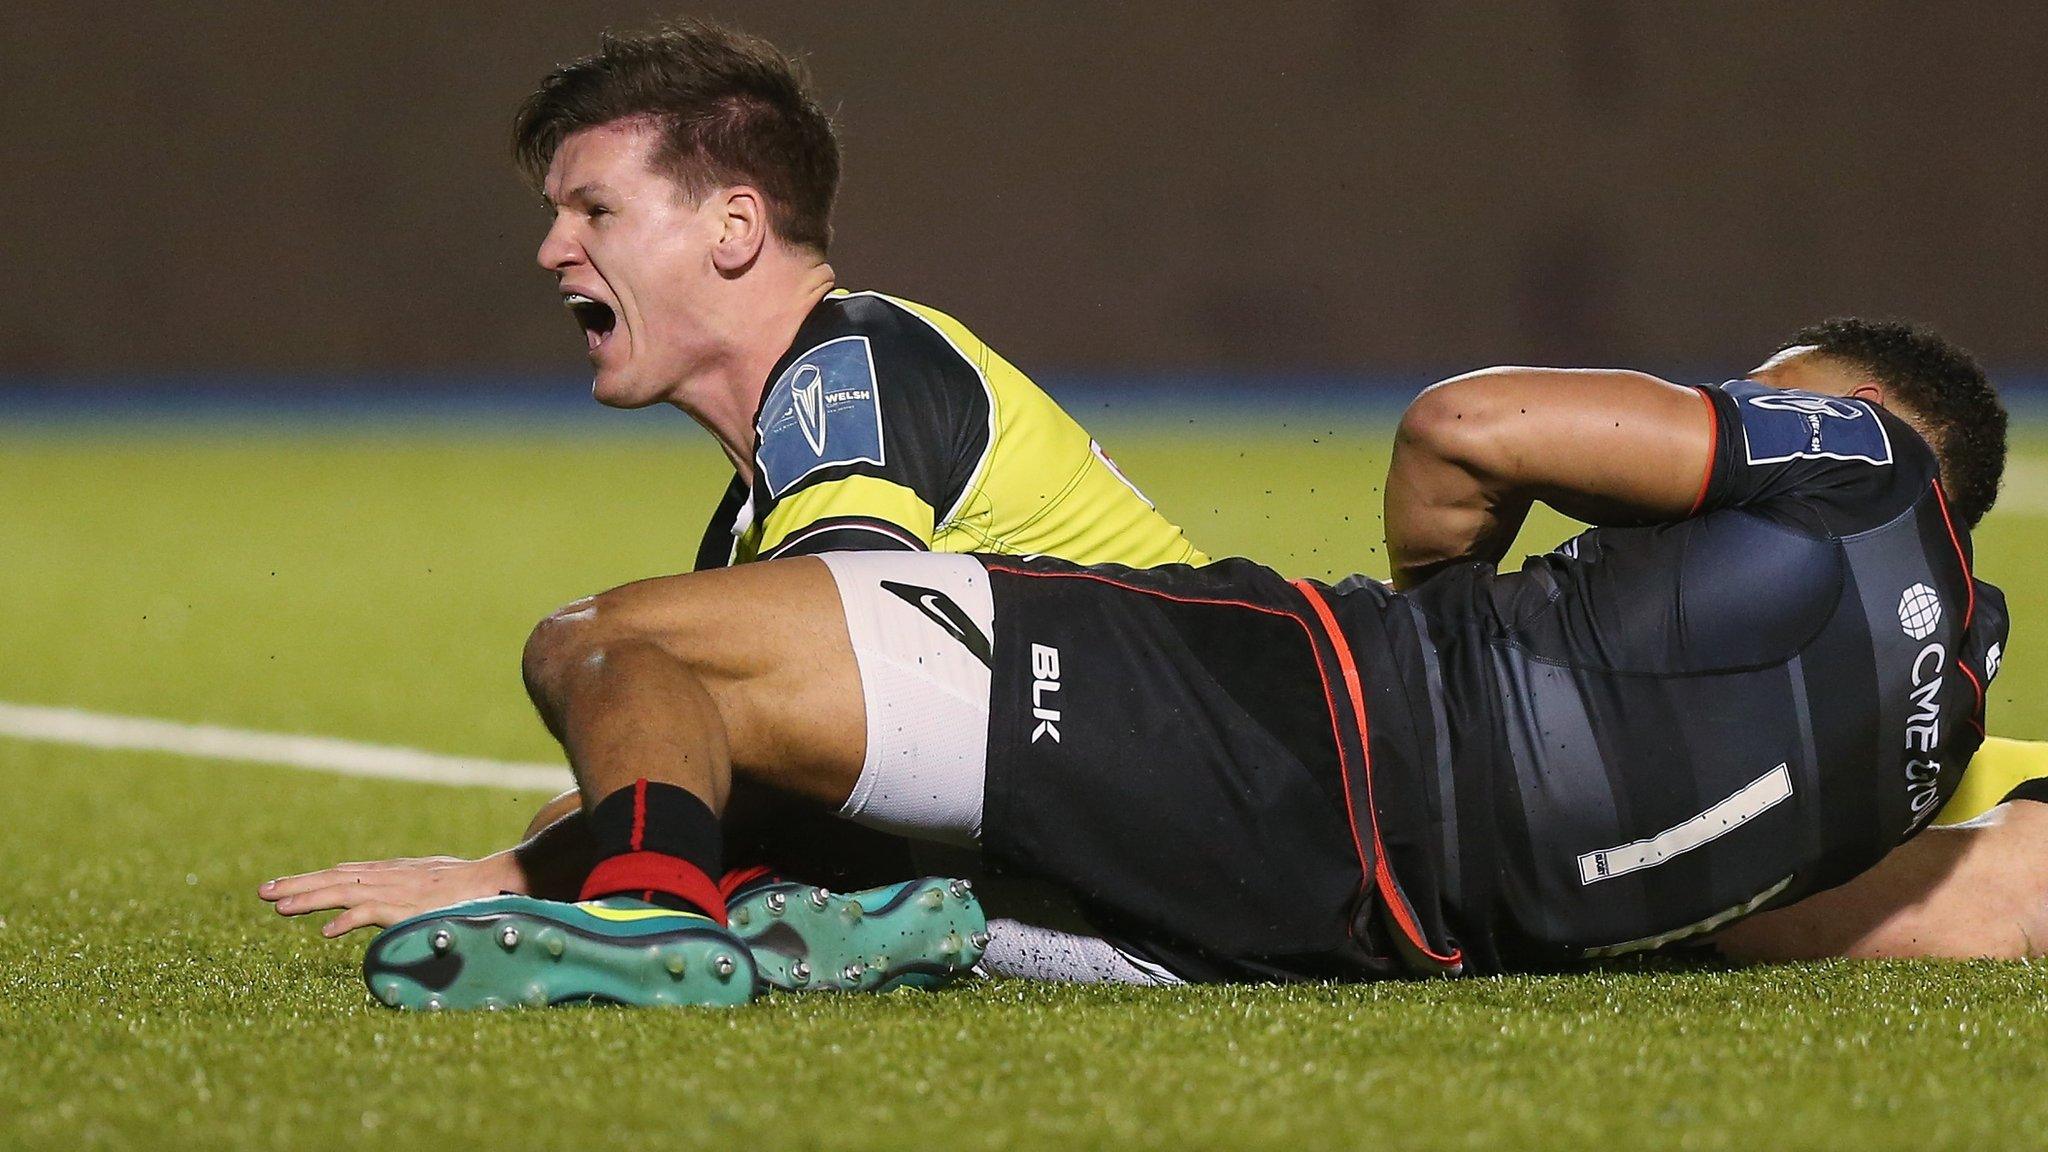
[670, 260, 836, 485]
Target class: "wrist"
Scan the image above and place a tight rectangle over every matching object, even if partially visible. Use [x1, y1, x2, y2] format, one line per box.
[482, 848, 531, 895]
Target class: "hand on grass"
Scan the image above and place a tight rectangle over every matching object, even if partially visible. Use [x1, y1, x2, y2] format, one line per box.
[257, 851, 524, 937]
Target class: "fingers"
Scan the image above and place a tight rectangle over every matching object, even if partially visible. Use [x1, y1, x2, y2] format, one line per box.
[261, 855, 504, 934]
[259, 864, 382, 901]
[259, 870, 341, 901]
[322, 902, 406, 937]
[257, 857, 455, 901]
[267, 879, 382, 917]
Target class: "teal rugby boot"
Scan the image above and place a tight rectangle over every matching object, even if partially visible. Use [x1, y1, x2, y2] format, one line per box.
[727, 877, 989, 993]
[362, 894, 755, 1011]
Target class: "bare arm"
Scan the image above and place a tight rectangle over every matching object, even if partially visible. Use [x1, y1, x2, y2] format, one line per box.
[1712, 801, 2048, 961]
[1384, 368, 1716, 589]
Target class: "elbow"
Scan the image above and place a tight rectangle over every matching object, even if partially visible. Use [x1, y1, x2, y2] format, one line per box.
[1396, 368, 1522, 468]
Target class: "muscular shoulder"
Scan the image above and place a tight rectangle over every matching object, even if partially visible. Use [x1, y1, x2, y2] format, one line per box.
[1698, 379, 1939, 538]
[739, 291, 1003, 560]
[753, 291, 992, 504]
[806, 291, 991, 410]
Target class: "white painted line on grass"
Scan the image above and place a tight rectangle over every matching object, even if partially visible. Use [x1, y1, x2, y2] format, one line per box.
[0, 702, 568, 791]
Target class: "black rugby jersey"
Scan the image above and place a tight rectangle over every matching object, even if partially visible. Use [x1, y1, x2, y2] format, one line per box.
[1399, 380, 2007, 971]
[692, 290, 1203, 572]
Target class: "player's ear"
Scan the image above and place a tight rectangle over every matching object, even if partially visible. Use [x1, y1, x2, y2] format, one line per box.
[1848, 382, 1885, 407]
[711, 187, 769, 274]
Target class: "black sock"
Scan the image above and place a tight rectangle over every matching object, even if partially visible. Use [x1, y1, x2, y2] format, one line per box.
[581, 780, 726, 919]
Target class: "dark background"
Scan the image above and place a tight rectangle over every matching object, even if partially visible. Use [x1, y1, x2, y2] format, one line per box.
[6, 2, 2043, 383]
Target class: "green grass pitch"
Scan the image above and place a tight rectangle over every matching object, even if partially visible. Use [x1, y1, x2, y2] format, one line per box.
[4, 416, 2047, 1149]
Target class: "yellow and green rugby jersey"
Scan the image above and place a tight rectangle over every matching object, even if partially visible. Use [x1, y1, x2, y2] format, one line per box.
[693, 289, 1207, 571]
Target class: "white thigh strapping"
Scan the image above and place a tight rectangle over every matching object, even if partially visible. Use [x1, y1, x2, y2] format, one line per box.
[978, 920, 1186, 986]
[818, 551, 993, 846]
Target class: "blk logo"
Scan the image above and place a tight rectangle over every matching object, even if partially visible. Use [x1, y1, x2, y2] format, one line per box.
[1029, 643, 1062, 744]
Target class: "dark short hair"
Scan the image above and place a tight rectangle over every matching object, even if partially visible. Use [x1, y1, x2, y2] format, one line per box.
[513, 19, 840, 253]
[1781, 317, 2007, 528]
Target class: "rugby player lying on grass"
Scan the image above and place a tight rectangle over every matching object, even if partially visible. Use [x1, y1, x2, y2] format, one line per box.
[269, 320, 2027, 1007]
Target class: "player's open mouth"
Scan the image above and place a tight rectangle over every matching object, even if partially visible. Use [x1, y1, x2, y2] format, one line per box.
[562, 293, 617, 352]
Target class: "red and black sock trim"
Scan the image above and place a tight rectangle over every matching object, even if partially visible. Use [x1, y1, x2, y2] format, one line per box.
[580, 779, 727, 922]
[717, 864, 780, 902]
[580, 852, 727, 922]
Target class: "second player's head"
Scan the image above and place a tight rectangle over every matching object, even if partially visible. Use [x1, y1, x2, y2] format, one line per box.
[515, 20, 841, 408]
[1752, 318, 2007, 528]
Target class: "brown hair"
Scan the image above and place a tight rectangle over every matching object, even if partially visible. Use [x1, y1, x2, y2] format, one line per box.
[513, 19, 840, 253]
[1780, 318, 2007, 528]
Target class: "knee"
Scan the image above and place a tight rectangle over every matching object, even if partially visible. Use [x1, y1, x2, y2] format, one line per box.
[521, 596, 614, 716]
[521, 590, 723, 717]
